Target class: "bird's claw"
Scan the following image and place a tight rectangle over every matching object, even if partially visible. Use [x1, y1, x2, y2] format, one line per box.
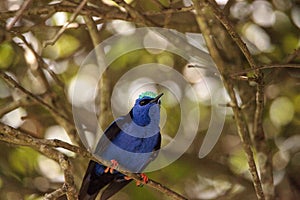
[140, 173, 149, 183]
[136, 173, 149, 187]
[104, 159, 118, 174]
[123, 173, 149, 186]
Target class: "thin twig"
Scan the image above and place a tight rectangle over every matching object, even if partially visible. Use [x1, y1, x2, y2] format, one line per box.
[16, 33, 65, 88]
[0, 71, 73, 127]
[144, 5, 194, 15]
[253, 75, 274, 200]
[15, 33, 51, 91]
[14, 33, 76, 143]
[44, 186, 66, 200]
[6, 0, 33, 30]
[0, 71, 80, 146]
[149, 0, 168, 9]
[0, 97, 33, 117]
[43, 0, 89, 47]
[231, 64, 300, 77]
[284, 48, 300, 63]
[204, 0, 257, 69]
[2, 2, 194, 31]
[113, 0, 156, 26]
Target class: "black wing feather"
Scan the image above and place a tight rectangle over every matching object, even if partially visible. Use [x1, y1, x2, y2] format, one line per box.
[79, 111, 133, 200]
[141, 132, 161, 170]
[94, 110, 132, 155]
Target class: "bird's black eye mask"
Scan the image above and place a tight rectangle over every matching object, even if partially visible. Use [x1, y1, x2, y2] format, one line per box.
[139, 99, 151, 106]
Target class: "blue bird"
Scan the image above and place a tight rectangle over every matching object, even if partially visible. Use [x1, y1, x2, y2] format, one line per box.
[79, 92, 163, 200]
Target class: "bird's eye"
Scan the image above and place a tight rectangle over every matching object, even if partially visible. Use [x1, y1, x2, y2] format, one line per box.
[139, 100, 147, 106]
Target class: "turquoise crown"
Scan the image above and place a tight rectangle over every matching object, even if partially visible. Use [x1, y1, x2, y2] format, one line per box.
[139, 91, 157, 99]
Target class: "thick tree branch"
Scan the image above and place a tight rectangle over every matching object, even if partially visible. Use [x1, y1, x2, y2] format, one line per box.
[0, 123, 77, 199]
[0, 122, 188, 200]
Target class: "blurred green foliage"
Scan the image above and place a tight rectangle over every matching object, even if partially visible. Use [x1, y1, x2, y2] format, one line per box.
[0, 42, 15, 69]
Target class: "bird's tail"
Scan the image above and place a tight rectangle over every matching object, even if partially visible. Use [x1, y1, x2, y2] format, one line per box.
[78, 160, 114, 200]
[100, 178, 132, 200]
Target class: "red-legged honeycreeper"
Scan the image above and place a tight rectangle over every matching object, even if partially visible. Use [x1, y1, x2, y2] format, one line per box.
[78, 92, 163, 200]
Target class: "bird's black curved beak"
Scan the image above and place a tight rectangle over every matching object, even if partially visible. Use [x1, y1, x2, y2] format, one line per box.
[150, 93, 164, 104]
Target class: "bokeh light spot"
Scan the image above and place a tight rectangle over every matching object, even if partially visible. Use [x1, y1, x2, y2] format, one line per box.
[270, 96, 294, 127]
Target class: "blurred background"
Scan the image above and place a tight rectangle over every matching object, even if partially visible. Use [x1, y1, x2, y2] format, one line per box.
[0, 0, 299, 199]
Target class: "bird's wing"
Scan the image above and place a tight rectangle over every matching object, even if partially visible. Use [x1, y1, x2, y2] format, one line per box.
[138, 132, 161, 172]
[94, 110, 133, 156]
[151, 131, 161, 160]
[79, 112, 133, 200]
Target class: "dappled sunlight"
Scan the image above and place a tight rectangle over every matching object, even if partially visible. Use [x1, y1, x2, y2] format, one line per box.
[1, 107, 26, 128]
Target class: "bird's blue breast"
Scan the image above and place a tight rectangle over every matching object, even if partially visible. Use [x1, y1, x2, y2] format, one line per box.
[100, 130, 160, 173]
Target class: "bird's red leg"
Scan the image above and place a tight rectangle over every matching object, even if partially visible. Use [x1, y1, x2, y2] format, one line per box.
[124, 173, 149, 186]
[136, 173, 149, 186]
[104, 159, 118, 174]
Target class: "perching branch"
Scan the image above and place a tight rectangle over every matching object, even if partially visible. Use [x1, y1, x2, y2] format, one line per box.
[0, 122, 188, 200]
[0, 122, 77, 199]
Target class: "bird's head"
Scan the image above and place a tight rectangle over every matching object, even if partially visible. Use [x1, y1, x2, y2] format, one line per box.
[131, 92, 163, 126]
